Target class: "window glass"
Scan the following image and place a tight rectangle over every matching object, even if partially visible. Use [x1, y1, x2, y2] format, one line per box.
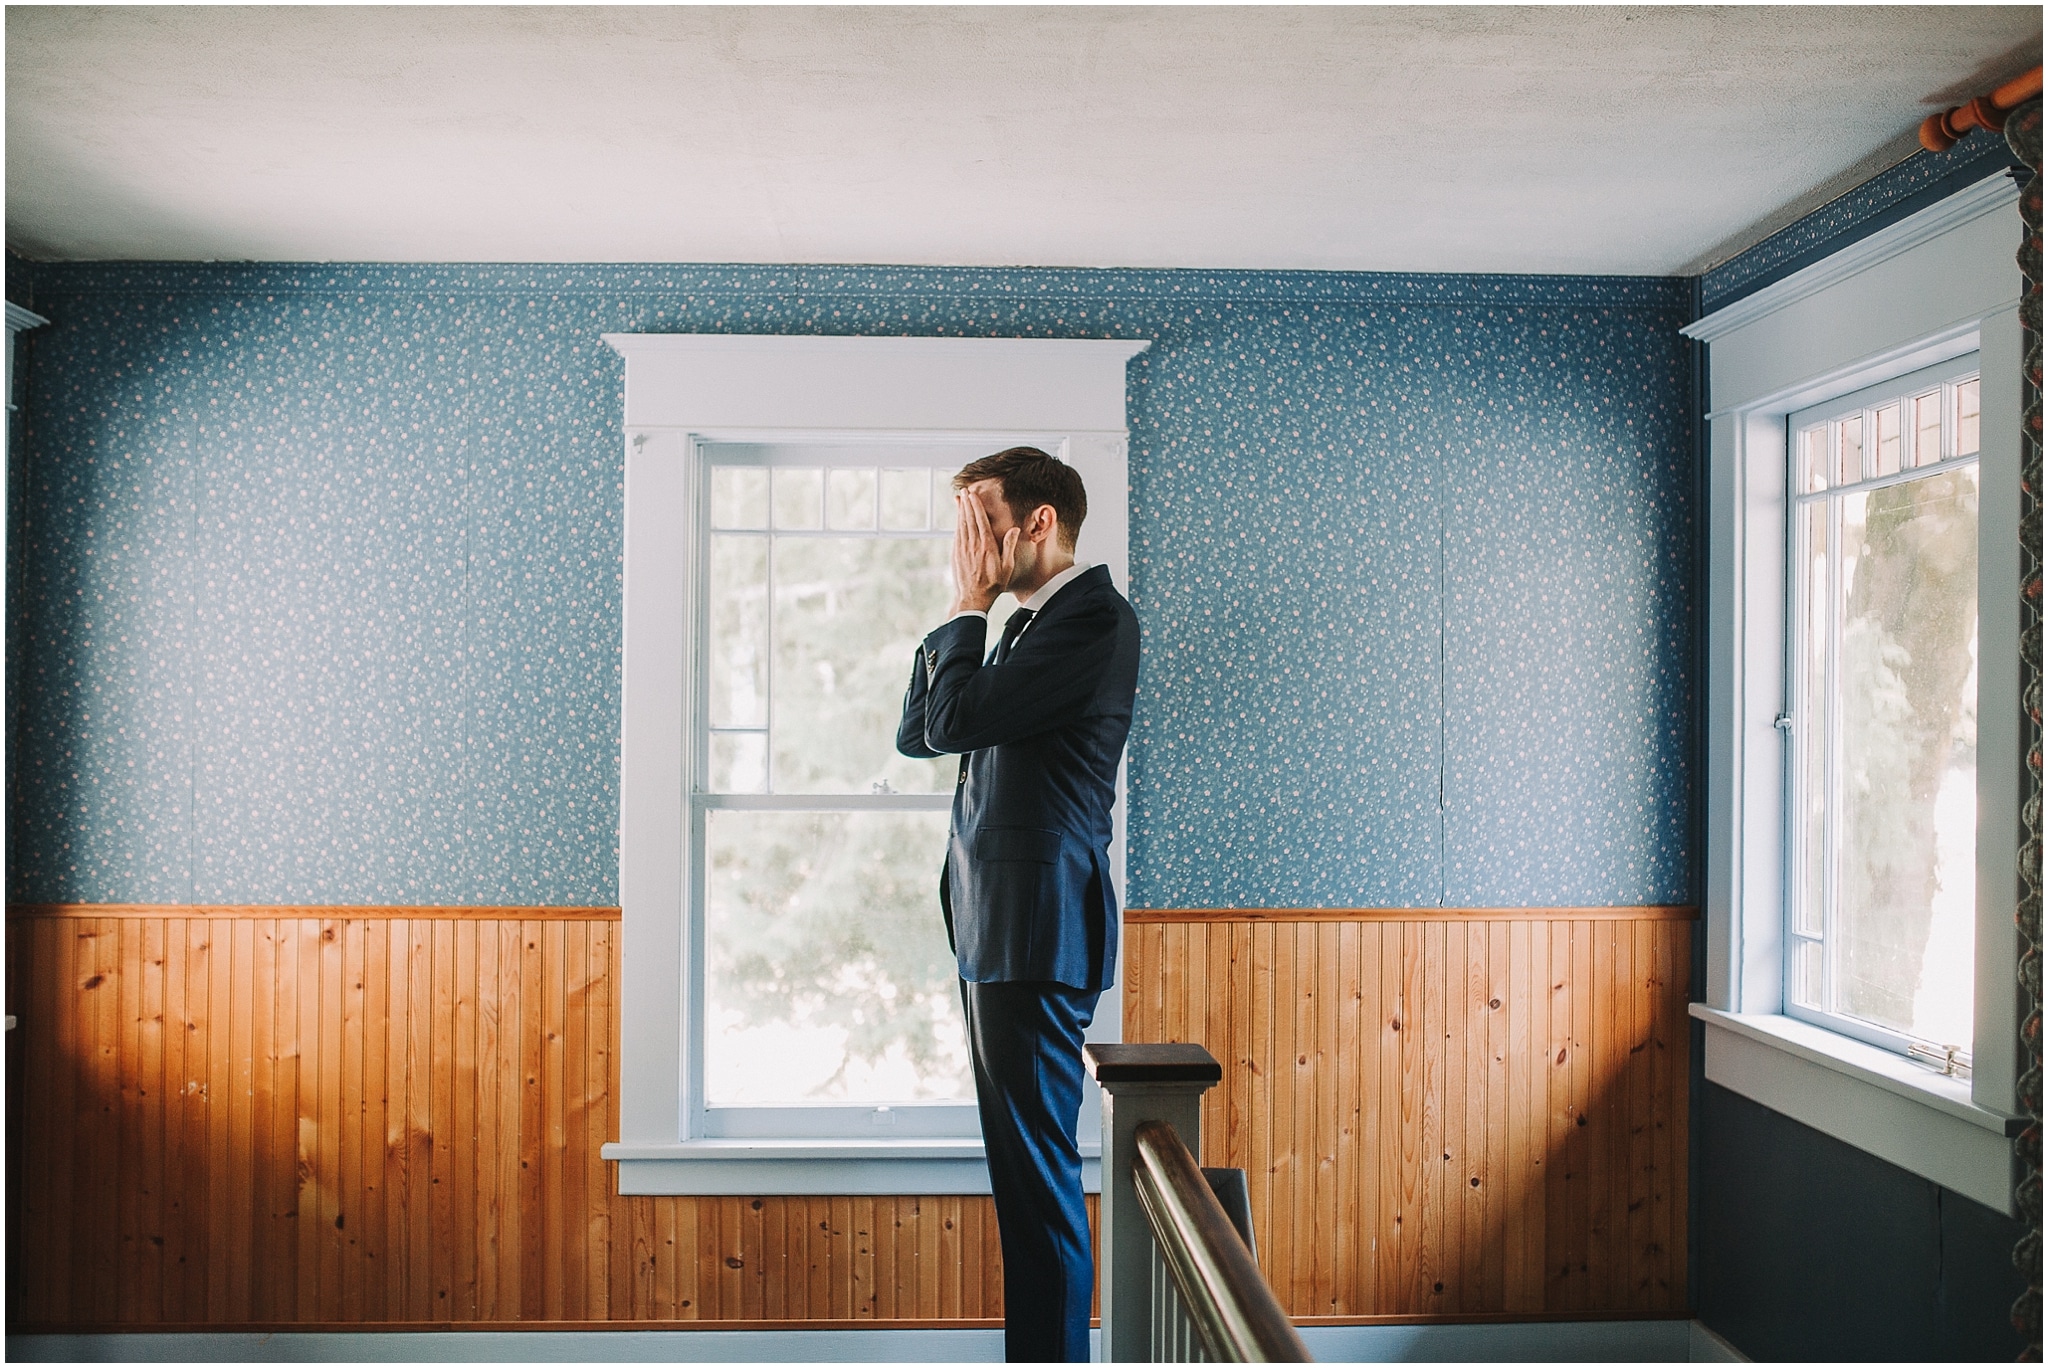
[772, 467, 825, 529]
[705, 808, 966, 1106]
[1788, 362, 1980, 1053]
[1837, 413, 1864, 486]
[879, 468, 930, 530]
[696, 441, 1021, 1124]
[1873, 402, 1902, 477]
[1831, 465, 1978, 1041]
[1912, 391, 1942, 468]
[769, 534, 953, 795]
[1799, 425, 1828, 493]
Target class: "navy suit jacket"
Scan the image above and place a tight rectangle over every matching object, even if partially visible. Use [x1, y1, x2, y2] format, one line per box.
[896, 565, 1140, 991]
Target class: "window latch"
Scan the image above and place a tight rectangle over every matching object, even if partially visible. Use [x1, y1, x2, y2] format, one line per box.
[1907, 1042, 1973, 1078]
[1773, 713, 1794, 732]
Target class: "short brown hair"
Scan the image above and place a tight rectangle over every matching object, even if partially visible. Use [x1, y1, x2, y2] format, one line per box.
[952, 446, 1087, 550]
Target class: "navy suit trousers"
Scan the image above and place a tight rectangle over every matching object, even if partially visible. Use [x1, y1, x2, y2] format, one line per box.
[961, 979, 1101, 1363]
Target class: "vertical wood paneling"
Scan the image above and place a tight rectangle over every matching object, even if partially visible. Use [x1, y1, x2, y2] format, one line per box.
[6, 907, 1686, 1328]
[5, 912, 1016, 1329]
[1121, 913, 1691, 1320]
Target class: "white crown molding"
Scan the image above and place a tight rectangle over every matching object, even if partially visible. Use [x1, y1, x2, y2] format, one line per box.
[1683, 169, 2018, 343]
[5, 302, 48, 332]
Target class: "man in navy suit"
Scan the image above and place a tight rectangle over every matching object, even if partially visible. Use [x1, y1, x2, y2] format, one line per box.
[896, 446, 1140, 1363]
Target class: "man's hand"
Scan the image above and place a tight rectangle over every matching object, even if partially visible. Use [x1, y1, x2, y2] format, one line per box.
[950, 490, 1017, 615]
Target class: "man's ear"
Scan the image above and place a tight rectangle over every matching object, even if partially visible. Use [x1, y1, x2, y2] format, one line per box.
[1029, 504, 1059, 545]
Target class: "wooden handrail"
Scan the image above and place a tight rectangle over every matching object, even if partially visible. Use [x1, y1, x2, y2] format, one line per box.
[1921, 64, 2042, 152]
[1131, 1120, 1312, 1363]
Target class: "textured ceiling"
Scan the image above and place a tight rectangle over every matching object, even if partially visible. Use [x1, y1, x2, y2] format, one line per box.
[5, 5, 2040, 274]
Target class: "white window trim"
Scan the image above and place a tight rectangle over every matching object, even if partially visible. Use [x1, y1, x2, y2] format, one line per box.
[1685, 169, 2024, 1214]
[599, 334, 1150, 1196]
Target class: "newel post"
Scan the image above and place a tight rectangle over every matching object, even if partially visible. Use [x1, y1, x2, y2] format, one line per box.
[1085, 1042, 1223, 1363]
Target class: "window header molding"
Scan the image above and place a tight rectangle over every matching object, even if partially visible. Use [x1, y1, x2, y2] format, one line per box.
[603, 332, 1150, 433]
[1684, 170, 2018, 345]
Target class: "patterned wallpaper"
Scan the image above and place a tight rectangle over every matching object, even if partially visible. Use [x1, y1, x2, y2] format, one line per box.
[6, 263, 1695, 910]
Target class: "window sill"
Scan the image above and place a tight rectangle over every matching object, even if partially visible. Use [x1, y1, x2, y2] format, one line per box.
[601, 1139, 1101, 1197]
[1690, 1003, 2019, 1213]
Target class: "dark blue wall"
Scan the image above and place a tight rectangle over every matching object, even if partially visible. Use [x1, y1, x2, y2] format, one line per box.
[3, 263, 1697, 913]
[1697, 1083, 2025, 1361]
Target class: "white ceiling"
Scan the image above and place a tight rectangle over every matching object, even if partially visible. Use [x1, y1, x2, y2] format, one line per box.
[6, 5, 2040, 275]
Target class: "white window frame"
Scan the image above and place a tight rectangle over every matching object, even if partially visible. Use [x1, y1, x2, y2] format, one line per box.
[598, 335, 1150, 1195]
[1685, 170, 2024, 1214]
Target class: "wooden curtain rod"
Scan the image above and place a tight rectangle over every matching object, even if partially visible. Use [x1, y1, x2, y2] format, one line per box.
[1921, 64, 2042, 152]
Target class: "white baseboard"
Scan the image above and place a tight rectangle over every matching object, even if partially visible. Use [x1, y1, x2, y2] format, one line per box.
[8, 1319, 1711, 1363]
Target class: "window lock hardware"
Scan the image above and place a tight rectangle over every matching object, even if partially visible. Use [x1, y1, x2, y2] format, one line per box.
[1773, 713, 1795, 732]
[1907, 1042, 1973, 1078]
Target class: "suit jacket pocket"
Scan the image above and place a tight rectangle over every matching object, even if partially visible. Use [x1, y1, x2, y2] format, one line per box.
[972, 827, 1062, 864]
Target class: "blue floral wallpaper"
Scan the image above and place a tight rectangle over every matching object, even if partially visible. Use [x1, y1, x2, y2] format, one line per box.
[6, 262, 1695, 910]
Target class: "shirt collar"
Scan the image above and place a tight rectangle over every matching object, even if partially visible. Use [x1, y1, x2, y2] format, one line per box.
[1022, 560, 1092, 613]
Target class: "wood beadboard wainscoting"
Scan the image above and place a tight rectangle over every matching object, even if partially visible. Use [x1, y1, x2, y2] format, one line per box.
[3, 905, 1017, 1329]
[1124, 907, 1694, 1321]
[5, 901, 1689, 1332]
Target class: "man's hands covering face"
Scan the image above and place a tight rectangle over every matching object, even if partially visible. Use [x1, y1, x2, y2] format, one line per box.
[950, 490, 1017, 616]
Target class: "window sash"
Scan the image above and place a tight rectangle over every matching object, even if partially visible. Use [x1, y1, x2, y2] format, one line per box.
[689, 440, 991, 1138]
[1782, 355, 1981, 1058]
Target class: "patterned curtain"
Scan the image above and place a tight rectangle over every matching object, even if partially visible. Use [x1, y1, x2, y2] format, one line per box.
[2008, 95, 2043, 1364]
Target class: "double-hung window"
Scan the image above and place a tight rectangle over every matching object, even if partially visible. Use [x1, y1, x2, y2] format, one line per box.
[602, 334, 1146, 1194]
[1687, 170, 2023, 1214]
[694, 442, 1019, 1137]
[1785, 360, 1982, 1068]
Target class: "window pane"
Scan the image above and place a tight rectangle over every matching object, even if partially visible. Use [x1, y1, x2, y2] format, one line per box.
[1836, 415, 1863, 486]
[933, 470, 960, 530]
[773, 468, 824, 530]
[1790, 939, 1825, 1011]
[704, 808, 967, 1105]
[1954, 378, 1979, 456]
[1912, 391, 1942, 468]
[708, 534, 768, 727]
[1799, 426, 1828, 493]
[1797, 501, 1828, 937]
[880, 468, 931, 530]
[770, 536, 955, 794]
[708, 731, 767, 793]
[827, 468, 878, 530]
[1832, 465, 1978, 1043]
[711, 466, 770, 529]
[1873, 402, 1902, 477]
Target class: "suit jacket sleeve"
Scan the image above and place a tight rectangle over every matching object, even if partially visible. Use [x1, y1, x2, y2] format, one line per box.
[917, 598, 1119, 754]
[894, 630, 948, 759]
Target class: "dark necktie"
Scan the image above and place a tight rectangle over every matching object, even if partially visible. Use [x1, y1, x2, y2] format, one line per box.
[993, 608, 1036, 665]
